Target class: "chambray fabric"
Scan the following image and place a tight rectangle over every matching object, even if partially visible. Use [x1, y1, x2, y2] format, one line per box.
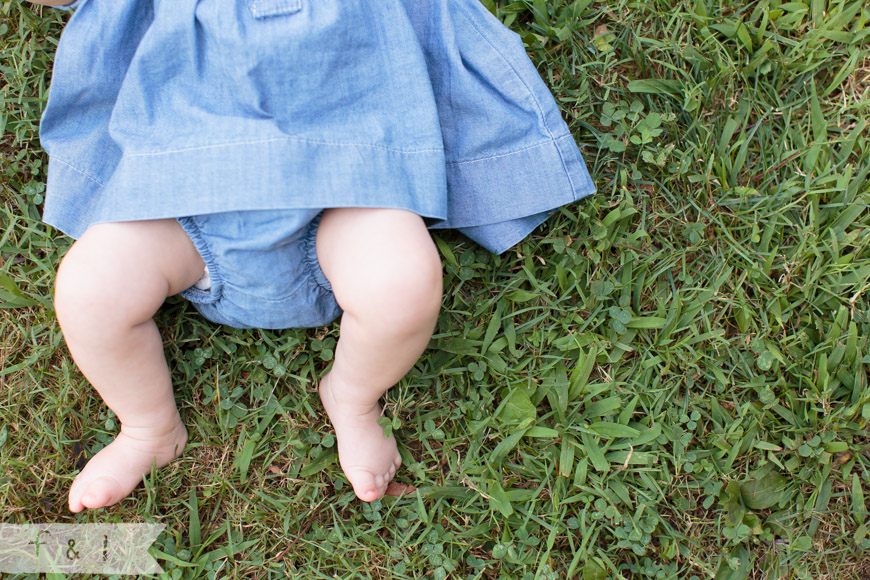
[40, 0, 595, 254]
[40, 0, 596, 329]
[176, 209, 343, 329]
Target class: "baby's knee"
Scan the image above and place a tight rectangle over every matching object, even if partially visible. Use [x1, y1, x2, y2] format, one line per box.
[357, 239, 443, 329]
[393, 241, 443, 310]
[54, 229, 166, 334]
[54, 241, 119, 334]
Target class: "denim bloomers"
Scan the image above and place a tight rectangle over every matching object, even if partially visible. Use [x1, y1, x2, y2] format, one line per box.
[176, 209, 340, 329]
[40, 0, 597, 329]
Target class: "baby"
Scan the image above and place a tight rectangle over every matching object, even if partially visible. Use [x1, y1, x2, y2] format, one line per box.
[55, 209, 438, 511]
[29, 0, 595, 512]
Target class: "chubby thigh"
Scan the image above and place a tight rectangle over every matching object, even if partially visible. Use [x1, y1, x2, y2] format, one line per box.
[54, 219, 206, 331]
[315, 207, 443, 330]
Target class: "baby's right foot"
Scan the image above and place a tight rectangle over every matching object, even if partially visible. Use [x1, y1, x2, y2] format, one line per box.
[319, 373, 402, 502]
[68, 420, 187, 513]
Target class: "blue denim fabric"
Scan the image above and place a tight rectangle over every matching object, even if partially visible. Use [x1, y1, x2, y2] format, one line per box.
[40, 0, 595, 255]
[177, 209, 342, 329]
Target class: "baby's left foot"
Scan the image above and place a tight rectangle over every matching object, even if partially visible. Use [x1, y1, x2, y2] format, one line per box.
[67, 419, 187, 513]
[319, 374, 401, 502]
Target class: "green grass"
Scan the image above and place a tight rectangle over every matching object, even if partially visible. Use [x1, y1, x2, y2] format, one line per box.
[2, 0, 869, 578]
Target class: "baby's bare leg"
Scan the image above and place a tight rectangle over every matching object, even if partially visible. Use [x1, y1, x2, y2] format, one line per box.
[54, 220, 204, 512]
[316, 208, 442, 501]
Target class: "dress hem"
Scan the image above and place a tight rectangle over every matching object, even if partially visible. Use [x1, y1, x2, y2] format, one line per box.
[43, 131, 596, 254]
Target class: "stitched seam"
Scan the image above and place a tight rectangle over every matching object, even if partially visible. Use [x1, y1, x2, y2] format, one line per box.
[250, 0, 302, 18]
[218, 280, 311, 304]
[53, 158, 104, 186]
[447, 134, 572, 166]
[552, 130, 577, 195]
[124, 136, 442, 158]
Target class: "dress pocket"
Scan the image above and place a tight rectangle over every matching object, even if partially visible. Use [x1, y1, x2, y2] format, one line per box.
[249, 0, 302, 19]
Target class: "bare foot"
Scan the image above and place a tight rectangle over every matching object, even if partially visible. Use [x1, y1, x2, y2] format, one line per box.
[68, 420, 188, 513]
[319, 373, 402, 502]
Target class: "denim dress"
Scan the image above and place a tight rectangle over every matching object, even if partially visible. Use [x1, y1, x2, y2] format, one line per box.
[41, 0, 595, 255]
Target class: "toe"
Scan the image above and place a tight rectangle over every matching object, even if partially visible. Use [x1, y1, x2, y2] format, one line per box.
[68, 494, 84, 513]
[350, 471, 381, 502]
[80, 477, 121, 510]
[68, 478, 85, 513]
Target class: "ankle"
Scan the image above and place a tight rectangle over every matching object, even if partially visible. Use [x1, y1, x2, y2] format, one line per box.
[320, 373, 383, 415]
[118, 413, 185, 440]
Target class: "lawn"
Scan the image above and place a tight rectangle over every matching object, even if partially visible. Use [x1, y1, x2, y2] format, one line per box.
[1, 0, 869, 578]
